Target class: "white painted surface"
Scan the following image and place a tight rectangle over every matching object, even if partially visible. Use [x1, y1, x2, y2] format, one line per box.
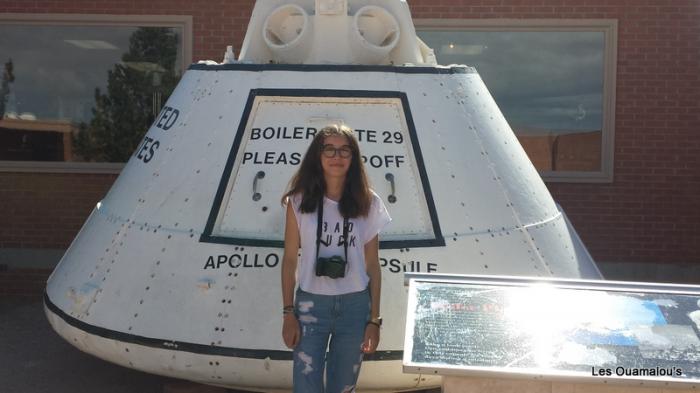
[45, 64, 600, 392]
[45, 0, 601, 390]
[240, 0, 432, 65]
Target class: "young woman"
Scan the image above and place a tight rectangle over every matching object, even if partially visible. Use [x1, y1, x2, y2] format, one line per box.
[280, 124, 391, 392]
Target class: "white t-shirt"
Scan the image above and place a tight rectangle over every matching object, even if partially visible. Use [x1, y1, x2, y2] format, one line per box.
[289, 190, 392, 295]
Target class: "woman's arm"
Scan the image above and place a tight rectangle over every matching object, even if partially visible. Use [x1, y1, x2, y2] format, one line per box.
[281, 201, 301, 348]
[362, 234, 381, 353]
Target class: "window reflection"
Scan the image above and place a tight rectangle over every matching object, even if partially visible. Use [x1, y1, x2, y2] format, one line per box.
[418, 30, 605, 172]
[0, 24, 182, 163]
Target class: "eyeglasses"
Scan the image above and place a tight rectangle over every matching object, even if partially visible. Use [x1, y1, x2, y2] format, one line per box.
[321, 145, 352, 158]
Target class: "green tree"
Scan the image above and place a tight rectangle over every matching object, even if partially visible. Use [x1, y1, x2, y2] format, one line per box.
[0, 59, 15, 119]
[74, 27, 180, 162]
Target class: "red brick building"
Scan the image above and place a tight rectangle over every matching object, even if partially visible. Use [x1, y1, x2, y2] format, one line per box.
[1, 0, 699, 297]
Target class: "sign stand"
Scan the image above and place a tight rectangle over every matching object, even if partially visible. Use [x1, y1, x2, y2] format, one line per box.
[403, 273, 700, 392]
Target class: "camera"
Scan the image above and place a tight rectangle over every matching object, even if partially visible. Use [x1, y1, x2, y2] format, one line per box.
[315, 255, 347, 278]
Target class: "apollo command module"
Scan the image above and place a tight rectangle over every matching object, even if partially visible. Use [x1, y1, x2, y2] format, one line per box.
[44, 0, 603, 391]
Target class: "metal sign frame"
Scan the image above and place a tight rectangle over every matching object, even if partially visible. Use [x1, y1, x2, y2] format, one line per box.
[403, 273, 700, 389]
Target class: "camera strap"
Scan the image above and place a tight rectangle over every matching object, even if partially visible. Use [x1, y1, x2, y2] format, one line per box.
[315, 196, 349, 263]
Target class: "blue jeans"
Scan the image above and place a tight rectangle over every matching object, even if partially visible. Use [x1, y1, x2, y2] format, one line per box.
[293, 287, 371, 393]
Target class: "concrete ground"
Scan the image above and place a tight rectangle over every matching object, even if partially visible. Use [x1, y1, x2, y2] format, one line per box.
[0, 297, 438, 393]
[1, 297, 169, 393]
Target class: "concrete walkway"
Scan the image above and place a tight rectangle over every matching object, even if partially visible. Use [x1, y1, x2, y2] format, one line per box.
[1, 298, 171, 393]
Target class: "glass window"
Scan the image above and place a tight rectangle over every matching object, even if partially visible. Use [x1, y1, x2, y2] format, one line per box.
[0, 20, 187, 167]
[417, 20, 617, 182]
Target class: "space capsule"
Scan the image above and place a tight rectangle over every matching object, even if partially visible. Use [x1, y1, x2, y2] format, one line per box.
[44, 0, 602, 391]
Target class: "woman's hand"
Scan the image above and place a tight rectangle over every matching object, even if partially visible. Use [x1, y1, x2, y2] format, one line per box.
[282, 314, 300, 349]
[361, 323, 380, 354]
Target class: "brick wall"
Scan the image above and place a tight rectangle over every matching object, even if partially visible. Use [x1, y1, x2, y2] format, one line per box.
[0, 267, 52, 299]
[0, 173, 115, 298]
[0, 173, 116, 249]
[1, 0, 699, 295]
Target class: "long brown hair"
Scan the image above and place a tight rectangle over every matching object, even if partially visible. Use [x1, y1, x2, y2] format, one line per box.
[282, 124, 372, 218]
